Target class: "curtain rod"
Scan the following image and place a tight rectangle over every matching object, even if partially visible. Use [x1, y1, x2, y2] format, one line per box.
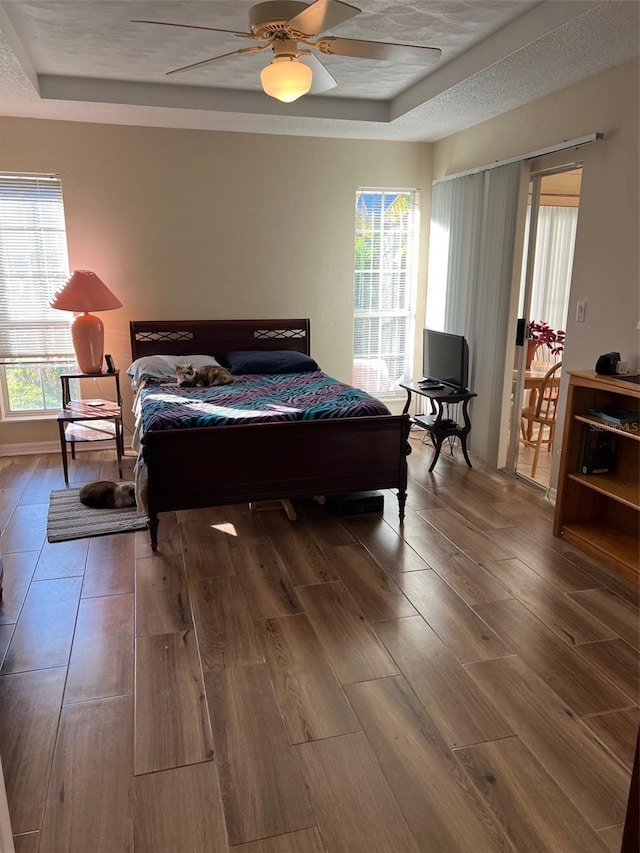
[433, 132, 604, 184]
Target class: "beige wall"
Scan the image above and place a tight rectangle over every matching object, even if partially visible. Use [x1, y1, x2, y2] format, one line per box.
[433, 58, 639, 374]
[432, 58, 639, 483]
[0, 120, 431, 448]
[2, 58, 638, 462]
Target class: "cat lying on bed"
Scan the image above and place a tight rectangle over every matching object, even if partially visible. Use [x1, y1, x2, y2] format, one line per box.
[175, 364, 233, 387]
[79, 481, 136, 509]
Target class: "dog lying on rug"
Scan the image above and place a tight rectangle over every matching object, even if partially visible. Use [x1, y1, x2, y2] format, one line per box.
[79, 481, 136, 509]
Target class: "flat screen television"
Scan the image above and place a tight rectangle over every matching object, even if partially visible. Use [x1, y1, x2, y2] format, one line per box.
[423, 329, 469, 391]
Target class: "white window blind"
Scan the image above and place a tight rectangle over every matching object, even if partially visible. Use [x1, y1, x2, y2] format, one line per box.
[0, 173, 73, 361]
[353, 189, 419, 395]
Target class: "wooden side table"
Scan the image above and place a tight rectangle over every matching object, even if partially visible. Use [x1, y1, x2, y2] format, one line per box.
[57, 371, 123, 485]
[60, 370, 121, 409]
[400, 381, 477, 472]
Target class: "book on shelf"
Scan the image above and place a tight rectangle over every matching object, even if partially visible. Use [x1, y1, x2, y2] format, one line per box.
[581, 425, 616, 475]
[587, 407, 639, 426]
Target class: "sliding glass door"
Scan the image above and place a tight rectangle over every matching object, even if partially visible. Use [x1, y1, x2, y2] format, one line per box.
[505, 166, 582, 487]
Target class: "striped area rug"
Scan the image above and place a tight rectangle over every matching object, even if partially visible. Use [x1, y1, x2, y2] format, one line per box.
[47, 488, 148, 542]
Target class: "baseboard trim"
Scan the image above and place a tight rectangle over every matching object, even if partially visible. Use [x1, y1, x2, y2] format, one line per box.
[1, 441, 61, 456]
[1, 440, 131, 457]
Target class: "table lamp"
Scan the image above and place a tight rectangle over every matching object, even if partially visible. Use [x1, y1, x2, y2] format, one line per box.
[49, 270, 122, 374]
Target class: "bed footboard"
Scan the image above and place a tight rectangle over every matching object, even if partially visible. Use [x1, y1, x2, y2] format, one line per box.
[143, 415, 409, 549]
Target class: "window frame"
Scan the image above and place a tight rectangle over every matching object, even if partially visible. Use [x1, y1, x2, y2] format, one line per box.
[0, 172, 73, 419]
[0, 360, 79, 420]
[353, 187, 420, 398]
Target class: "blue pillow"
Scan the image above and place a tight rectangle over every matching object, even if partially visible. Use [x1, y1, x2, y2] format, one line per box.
[222, 350, 319, 374]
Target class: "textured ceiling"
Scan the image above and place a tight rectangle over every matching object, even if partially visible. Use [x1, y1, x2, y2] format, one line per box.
[4, 0, 538, 98]
[0, 0, 638, 141]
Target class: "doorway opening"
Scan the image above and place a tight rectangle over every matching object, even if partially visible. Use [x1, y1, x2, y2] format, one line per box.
[508, 166, 583, 488]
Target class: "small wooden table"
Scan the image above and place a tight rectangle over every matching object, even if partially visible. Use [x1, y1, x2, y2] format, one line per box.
[60, 369, 121, 409]
[400, 381, 477, 472]
[57, 371, 123, 485]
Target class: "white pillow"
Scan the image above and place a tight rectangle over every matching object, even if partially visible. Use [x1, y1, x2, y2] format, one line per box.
[126, 354, 220, 388]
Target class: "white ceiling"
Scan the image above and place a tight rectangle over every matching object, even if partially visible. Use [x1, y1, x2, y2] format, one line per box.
[0, 0, 638, 142]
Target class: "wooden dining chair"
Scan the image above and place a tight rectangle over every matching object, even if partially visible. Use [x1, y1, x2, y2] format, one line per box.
[520, 361, 562, 478]
[533, 341, 562, 368]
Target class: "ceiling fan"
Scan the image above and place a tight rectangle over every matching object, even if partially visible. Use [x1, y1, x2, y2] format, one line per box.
[133, 0, 442, 103]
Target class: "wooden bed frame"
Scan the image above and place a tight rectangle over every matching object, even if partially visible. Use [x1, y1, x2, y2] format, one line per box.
[130, 319, 409, 549]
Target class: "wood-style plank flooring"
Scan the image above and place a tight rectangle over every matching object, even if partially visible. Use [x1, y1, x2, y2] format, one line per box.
[0, 435, 638, 852]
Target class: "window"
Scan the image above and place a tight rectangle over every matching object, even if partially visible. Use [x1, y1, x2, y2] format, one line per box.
[0, 173, 75, 416]
[353, 189, 420, 396]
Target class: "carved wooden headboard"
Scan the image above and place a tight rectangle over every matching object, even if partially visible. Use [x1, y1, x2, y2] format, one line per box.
[130, 318, 311, 361]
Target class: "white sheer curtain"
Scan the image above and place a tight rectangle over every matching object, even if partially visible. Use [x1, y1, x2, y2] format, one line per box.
[426, 173, 483, 334]
[426, 162, 521, 464]
[526, 206, 577, 332]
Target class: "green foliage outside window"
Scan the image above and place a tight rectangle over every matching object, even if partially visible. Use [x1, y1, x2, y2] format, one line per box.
[4, 363, 76, 413]
[0, 173, 74, 417]
[353, 190, 418, 394]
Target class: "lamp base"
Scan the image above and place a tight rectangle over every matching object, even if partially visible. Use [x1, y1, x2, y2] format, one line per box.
[71, 312, 104, 374]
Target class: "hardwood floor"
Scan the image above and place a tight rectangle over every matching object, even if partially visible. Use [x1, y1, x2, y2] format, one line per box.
[0, 437, 637, 852]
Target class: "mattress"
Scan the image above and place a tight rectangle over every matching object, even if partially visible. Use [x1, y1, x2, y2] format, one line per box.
[138, 371, 391, 433]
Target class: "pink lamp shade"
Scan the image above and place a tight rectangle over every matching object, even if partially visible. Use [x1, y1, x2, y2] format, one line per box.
[50, 270, 122, 374]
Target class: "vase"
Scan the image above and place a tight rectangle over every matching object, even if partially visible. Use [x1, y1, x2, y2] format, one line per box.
[526, 339, 539, 369]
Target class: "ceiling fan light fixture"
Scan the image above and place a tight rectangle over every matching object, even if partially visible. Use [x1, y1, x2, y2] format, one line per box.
[260, 56, 312, 102]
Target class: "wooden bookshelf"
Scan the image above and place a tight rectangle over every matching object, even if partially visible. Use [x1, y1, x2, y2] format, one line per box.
[574, 413, 640, 441]
[554, 371, 640, 584]
[567, 472, 639, 509]
[560, 521, 639, 573]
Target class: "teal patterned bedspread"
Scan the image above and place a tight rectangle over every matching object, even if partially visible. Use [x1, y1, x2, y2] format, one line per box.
[140, 371, 391, 432]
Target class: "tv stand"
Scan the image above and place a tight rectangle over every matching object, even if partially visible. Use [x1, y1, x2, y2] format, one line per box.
[401, 381, 477, 472]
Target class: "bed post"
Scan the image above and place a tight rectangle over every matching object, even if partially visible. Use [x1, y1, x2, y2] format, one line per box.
[397, 416, 409, 522]
[149, 513, 159, 551]
[398, 490, 407, 522]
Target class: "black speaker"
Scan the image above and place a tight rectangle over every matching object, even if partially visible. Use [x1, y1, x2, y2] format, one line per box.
[595, 352, 620, 375]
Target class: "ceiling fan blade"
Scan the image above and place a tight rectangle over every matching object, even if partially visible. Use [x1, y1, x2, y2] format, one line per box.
[166, 45, 268, 76]
[298, 54, 338, 94]
[286, 0, 360, 37]
[131, 19, 253, 39]
[315, 37, 441, 64]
